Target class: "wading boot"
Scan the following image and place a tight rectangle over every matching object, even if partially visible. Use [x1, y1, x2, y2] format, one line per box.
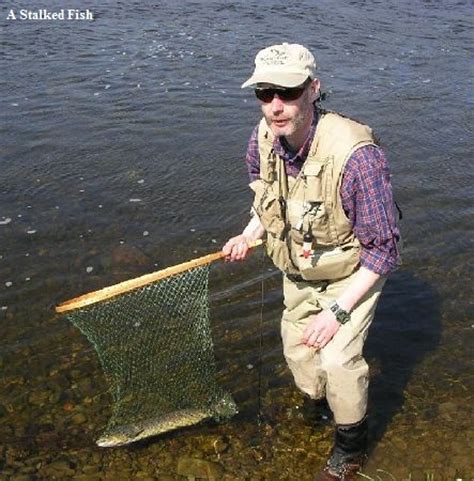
[314, 416, 368, 481]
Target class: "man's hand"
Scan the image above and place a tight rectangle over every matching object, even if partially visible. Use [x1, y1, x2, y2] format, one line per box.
[222, 234, 251, 262]
[223, 215, 265, 262]
[302, 310, 341, 349]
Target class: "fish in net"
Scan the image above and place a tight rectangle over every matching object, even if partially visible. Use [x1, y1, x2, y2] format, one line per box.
[56, 243, 262, 447]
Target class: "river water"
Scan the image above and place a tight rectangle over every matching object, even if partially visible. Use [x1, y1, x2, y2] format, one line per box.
[0, 1, 472, 479]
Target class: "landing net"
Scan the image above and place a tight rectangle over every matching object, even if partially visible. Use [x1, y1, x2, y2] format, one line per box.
[56, 245, 256, 446]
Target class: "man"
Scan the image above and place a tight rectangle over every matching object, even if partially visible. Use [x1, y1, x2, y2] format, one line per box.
[223, 43, 401, 480]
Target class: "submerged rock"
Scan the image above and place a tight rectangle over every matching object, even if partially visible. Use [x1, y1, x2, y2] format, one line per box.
[212, 436, 229, 454]
[40, 459, 76, 478]
[110, 245, 150, 267]
[8, 476, 33, 481]
[28, 389, 50, 406]
[177, 456, 223, 480]
[71, 412, 87, 425]
[74, 475, 102, 481]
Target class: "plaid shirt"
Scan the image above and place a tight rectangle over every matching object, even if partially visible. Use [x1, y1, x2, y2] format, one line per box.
[245, 111, 401, 276]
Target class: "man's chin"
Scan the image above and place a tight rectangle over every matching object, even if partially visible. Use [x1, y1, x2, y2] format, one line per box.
[270, 124, 292, 138]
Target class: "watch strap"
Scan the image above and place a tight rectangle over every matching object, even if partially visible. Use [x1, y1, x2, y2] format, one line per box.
[329, 300, 351, 324]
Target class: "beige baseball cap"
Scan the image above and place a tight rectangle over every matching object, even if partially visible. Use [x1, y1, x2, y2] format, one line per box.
[241, 43, 316, 89]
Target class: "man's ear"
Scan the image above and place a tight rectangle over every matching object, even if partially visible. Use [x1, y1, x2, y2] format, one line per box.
[309, 78, 321, 102]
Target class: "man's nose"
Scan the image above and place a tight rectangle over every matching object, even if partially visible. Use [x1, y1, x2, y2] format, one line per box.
[270, 94, 284, 113]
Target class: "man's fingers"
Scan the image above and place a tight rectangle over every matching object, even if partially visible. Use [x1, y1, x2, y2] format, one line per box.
[302, 326, 313, 343]
[303, 329, 319, 346]
[316, 334, 327, 347]
[223, 237, 239, 256]
[309, 332, 320, 347]
[223, 238, 249, 262]
[303, 321, 321, 340]
[237, 243, 249, 258]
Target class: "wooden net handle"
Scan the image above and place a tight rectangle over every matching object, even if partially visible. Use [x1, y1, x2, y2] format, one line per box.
[55, 239, 264, 314]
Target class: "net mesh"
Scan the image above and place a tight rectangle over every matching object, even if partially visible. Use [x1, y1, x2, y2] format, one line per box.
[65, 265, 237, 445]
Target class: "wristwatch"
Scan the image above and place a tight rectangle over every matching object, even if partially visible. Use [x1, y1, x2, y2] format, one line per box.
[329, 300, 351, 325]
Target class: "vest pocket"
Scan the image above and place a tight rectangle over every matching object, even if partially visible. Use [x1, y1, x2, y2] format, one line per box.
[261, 196, 286, 236]
[287, 199, 334, 247]
[295, 243, 361, 281]
[266, 232, 299, 275]
[250, 180, 286, 237]
[298, 166, 337, 245]
[301, 163, 324, 202]
[308, 202, 334, 246]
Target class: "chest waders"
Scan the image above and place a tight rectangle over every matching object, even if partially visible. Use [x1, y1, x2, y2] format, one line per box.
[250, 111, 386, 478]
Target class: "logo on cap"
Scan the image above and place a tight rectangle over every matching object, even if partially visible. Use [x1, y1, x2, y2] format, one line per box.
[259, 48, 289, 66]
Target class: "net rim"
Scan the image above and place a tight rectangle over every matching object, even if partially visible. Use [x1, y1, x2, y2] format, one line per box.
[55, 240, 263, 313]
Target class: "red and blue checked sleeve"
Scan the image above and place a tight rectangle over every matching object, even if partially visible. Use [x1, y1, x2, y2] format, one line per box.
[341, 145, 401, 275]
[245, 125, 261, 182]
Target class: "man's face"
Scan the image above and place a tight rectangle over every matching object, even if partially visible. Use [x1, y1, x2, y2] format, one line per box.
[257, 79, 320, 143]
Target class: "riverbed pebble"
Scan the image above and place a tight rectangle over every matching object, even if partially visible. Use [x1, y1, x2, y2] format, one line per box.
[71, 412, 87, 425]
[177, 456, 223, 479]
[41, 460, 75, 478]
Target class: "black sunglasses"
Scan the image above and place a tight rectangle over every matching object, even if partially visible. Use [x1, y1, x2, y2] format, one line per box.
[254, 80, 310, 103]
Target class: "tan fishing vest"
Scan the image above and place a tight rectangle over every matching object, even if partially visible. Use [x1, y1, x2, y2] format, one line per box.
[250, 111, 377, 281]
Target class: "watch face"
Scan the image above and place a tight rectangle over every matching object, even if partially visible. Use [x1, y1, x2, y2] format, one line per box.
[337, 311, 350, 324]
[330, 301, 350, 324]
